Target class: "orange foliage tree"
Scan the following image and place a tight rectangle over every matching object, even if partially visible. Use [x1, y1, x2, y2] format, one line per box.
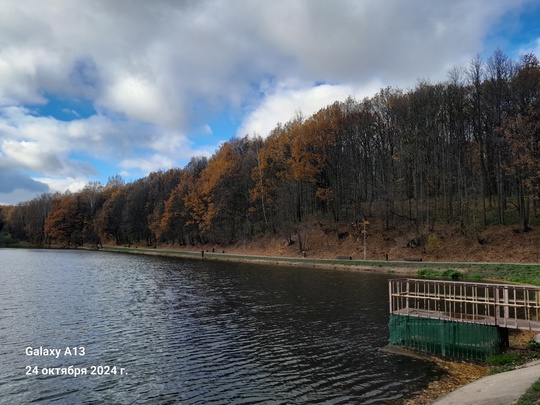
[160, 157, 207, 245]
[185, 137, 257, 243]
[44, 194, 83, 245]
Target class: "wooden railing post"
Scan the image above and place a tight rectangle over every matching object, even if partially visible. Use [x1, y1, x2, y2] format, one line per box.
[504, 286, 509, 327]
[494, 285, 500, 326]
[388, 278, 540, 331]
[406, 280, 410, 315]
[389, 279, 393, 314]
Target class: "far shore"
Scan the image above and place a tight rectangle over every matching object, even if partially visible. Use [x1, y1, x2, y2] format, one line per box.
[99, 244, 423, 275]
[97, 244, 540, 286]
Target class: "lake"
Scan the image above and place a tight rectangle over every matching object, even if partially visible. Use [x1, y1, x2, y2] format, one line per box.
[0, 249, 440, 404]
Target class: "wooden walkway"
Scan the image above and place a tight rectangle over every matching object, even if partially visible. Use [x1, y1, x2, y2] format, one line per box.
[389, 278, 540, 331]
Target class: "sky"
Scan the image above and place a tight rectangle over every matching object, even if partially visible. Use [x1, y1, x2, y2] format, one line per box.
[1, 0, 540, 205]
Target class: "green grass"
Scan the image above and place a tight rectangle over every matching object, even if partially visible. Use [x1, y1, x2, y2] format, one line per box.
[516, 378, 540, 405]
[487, 352, 540, 375]
[101, 246, 540, 285]
[417, 268, 462, 280]
[415, 262, 540, 286]
[462, 264, 540, 286]
[486, 352, 521, 366]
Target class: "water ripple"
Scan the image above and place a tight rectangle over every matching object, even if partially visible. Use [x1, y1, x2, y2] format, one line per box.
[0, 249, 442, 404]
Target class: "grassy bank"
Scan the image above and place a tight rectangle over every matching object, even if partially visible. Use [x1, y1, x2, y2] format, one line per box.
[101, 245, 540, 285]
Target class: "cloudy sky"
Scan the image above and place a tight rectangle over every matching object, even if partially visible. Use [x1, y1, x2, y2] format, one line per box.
[1, 0, 540, 205]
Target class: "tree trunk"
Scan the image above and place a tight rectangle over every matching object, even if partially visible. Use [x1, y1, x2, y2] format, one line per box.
[518, 178, 530, 232]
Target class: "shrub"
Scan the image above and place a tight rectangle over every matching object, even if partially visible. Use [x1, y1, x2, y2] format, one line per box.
[486, 352, 520, 366]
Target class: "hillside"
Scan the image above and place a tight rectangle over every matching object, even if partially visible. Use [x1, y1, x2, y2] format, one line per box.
[210, 221, 540, 264]
[2, 51, 540, 256]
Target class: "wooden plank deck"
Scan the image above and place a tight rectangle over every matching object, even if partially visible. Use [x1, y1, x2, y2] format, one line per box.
[389, 279, 540, 331]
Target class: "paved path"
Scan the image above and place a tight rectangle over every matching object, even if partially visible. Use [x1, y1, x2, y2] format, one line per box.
[433, 361, 540, 405]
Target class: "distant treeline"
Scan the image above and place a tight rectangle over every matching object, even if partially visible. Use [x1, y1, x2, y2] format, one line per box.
[1, 50, 540, 248]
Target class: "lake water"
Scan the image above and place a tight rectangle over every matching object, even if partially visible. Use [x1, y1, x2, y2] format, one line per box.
[0, 249, 440, 404]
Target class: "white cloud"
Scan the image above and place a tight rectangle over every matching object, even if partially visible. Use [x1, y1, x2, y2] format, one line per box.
[150, 131, 189, 155]
[0, 0, 522, 120]
[0, 105, 180, 170]
[100, 74, 174, 126]
[2, 139, 63, 173]
[238, 82, 382, 137]
[0, 0, 532, 204]
[34, 177, 88, 195]
[120, 155, 175, 174]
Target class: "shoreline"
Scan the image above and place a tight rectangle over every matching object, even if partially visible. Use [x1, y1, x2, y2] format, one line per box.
[92, 244, 540, 287]
[99, 245, 444, 275]
[8, 243, 540, 283]
[12, 244, 540, 403]
[98, 245, 495, 404]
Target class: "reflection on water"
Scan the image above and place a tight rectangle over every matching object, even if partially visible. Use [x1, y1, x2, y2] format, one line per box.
[0, 249, 440, 404]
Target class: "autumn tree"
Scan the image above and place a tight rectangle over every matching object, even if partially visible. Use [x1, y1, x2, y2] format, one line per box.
[95, 183, 127, 244]
[7, 51, 540, 248]
[160, 157, 207, 245]
[186, 137, 257, 243]
[44, 194, 84, 245]
[252, 121, 298, 241]
[76, 182, 105, 245]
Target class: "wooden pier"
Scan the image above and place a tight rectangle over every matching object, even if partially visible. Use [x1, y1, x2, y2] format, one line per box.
[389, 278, 540, 331]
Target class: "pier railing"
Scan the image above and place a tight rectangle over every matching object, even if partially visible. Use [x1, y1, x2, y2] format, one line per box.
[389, 278, 540, 331]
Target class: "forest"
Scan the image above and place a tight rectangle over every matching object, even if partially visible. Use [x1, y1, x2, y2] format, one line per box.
[1, 50, 540, 251]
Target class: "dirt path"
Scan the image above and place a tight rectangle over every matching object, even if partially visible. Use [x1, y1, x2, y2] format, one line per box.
[101, 245, 421, 275]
